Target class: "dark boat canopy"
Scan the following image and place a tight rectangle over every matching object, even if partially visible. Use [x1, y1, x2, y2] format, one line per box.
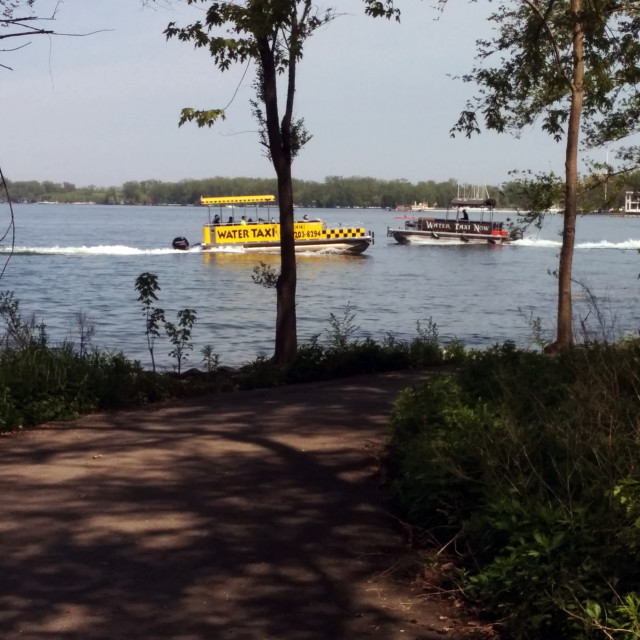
[449, 197, 497, 209]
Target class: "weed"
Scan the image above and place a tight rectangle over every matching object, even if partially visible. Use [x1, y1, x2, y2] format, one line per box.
[134, 273, 165, 373]
[72, 311, 95, 356]
[251, 262, 279, 289]
[572, 278, 620, 344]
[518, 307, 549, 349]
[326, 301, 359, 349]
[415, 317, 439, 343]
[0, 290, 48, 349]
[165, 308, 197, 375]
[201, 344, 220, 373]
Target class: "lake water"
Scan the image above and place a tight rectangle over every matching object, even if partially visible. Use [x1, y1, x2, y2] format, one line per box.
[1, 203, 639, 370]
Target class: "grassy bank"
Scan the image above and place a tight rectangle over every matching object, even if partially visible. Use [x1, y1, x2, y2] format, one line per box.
[0, 316, 463, 431]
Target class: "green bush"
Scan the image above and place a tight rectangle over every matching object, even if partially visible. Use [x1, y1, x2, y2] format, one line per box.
[283, 320, 465, 385]
[235, 319, 466, 390]
[0, 345, 177, 430]
[238, 355, 286, 389]
[387, 341, 640, 640]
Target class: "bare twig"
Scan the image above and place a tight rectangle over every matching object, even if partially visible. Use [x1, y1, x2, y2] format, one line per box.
[0, 166, 16, 280]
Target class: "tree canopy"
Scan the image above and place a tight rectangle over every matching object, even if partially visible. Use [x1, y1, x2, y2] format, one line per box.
[164, 0, 398, 365]
[451, 0, 640, 351]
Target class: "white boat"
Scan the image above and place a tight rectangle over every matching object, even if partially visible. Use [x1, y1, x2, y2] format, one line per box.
[172, 195, 374, 255]
[395, 201, 437, 213]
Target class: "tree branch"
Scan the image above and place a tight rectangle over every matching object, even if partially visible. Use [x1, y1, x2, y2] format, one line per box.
[522, 0, 574, 90]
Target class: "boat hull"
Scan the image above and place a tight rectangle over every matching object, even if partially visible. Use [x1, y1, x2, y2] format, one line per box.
[389, 230, 509, 245]
[202, 238, 372, 254]
[202, 220, 373, 255]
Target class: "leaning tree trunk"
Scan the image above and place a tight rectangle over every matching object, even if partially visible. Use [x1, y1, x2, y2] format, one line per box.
[552, 0, 584, 353]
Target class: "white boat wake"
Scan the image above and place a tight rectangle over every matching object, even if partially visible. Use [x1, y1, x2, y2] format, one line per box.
[514, 238, 640, 250]
[576, 239, 640, 250]
[4, 238, 640, 255]
[3, 245, 186, 256]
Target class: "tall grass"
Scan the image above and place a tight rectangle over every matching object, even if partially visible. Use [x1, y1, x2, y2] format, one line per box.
[238, 317, 466, 388]
[0, 344, 178, 430]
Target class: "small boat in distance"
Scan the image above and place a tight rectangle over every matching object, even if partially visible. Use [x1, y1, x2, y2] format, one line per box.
[395, 201, 437, 212]
[387, 185, 510, 246]
[172, 195, 373, 255]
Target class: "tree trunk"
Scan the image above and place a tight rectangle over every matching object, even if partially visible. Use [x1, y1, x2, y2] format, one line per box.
[273, 165, 297, 365]
[258, 34, 298, 366]
[550, 0, 584, 353]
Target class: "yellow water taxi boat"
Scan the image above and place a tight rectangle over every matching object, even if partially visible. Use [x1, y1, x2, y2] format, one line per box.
[173, 195, 373, 255]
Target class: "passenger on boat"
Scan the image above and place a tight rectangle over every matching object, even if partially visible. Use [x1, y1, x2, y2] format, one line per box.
[213, 214, 221, 224]
[462, 209, 469, 220]
[240, 216, 247, 226]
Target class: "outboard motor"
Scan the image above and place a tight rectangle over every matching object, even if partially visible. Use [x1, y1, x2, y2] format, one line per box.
[172, 236, 189, 251]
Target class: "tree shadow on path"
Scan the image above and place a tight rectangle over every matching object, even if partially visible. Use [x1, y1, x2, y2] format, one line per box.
[0, 371, 465, 640]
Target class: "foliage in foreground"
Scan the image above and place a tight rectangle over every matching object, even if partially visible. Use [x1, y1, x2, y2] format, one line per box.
[0, 292, 463, 431]
[135, 272, 198, 375]
[387, 341, 640, 640]
[0, 285, 218, 429]
[0, 345, 172, 430]
[237, 316, 465, 389]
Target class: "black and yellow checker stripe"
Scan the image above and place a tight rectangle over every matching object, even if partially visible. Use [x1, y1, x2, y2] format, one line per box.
[323, 228, 366, 239]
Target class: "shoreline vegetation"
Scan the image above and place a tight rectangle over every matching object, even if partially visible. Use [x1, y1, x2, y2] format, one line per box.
[2, 174, 639, 213]
[1, 286, 639, 639]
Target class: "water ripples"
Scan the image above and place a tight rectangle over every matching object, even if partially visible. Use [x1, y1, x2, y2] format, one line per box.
[1, 203, 639, 368]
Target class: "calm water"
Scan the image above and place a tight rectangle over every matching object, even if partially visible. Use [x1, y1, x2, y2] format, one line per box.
[1, 203, 639, 369]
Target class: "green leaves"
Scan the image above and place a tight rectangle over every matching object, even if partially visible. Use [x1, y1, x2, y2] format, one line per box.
[388, 341, 640, 639]
[363, 0, 399, 21]
[165, 308, 197, 375]
[134, 273, 199, 374]
[135, 272, 165, 373]
[454, 1, 640, 148]
[251, 261, 279, 289]
[135, 272, 161, 306]
[178, 107, 226, 128]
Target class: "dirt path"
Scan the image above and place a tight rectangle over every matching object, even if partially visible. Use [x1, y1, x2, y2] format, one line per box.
[0, 371, 472, 640]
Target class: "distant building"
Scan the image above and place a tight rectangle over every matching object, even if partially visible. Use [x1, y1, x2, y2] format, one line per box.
[625, 191, 640, 214]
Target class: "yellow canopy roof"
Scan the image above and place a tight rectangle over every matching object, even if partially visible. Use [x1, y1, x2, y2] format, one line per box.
[200, 195, 275, 205]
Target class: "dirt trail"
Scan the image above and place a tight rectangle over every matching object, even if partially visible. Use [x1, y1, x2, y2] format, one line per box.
[0, 371, 473, 640]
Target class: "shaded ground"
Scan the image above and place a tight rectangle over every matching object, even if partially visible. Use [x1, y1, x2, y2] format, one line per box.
[0, 370, 483, 640]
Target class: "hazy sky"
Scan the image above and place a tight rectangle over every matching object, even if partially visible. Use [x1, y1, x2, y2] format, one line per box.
[1, 1, 573, 188]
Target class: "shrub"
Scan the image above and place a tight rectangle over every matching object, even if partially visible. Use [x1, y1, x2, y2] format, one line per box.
[201, 344, 220, 373]
[238, 355, 286, 389]
[387, 340, 640, 640]
[0, 346, 178, 431]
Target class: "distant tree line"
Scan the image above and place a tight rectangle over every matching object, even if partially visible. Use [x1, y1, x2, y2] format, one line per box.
[1, 176, 472, 208]
[3, 173, 640, 211]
